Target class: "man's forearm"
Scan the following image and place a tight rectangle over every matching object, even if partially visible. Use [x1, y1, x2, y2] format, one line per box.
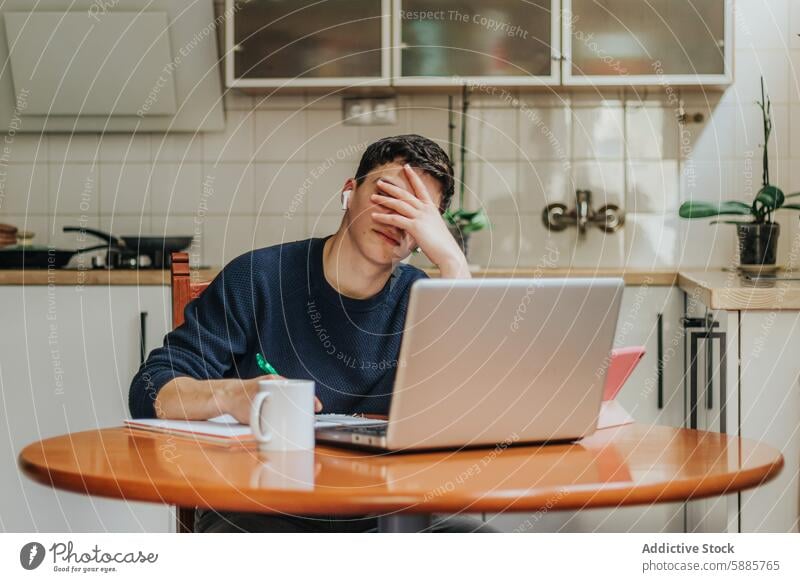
[438, 254, 472, 279]
[154, 376, 232, 420]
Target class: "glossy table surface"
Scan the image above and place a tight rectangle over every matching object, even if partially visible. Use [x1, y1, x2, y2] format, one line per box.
[18, 423, 784, 515]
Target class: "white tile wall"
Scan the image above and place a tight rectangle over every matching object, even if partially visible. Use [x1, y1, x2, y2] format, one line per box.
[1, 0, 799, 269]
[4, 163, 48, 214]
[626, 161, 680, 214]
[49, 163, 97, 215]
[518, 161, 570, 213]
[254, 110, 307, 162]
[99, 163, 151, 215]
[203, 163, 255, 215]
[572, 106, 624, 159]
[518, 106, 571, 161]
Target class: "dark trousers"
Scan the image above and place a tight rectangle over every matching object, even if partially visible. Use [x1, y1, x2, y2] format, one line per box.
[194, 508, 497, 533]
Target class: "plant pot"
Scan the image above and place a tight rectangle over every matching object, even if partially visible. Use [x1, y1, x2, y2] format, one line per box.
[447, 224, 471, 259]
[736, 222, 780, 267]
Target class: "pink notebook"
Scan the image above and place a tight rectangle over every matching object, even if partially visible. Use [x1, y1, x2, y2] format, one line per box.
[603, 346, 646, 401]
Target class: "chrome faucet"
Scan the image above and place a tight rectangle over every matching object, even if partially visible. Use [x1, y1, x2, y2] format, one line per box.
[542, 190, 624, 238]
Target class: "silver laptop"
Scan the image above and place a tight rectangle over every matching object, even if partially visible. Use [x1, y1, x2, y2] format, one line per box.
[315, 277, 624, 452]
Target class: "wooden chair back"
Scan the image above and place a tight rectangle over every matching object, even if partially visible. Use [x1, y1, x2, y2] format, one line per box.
[170, 251, 211, 533]
[171, 252, 211, 327]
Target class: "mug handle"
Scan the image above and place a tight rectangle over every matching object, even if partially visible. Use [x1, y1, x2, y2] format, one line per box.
[250, 391, 272, 444]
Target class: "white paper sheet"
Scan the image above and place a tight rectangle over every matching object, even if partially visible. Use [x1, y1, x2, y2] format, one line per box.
[124, 413, 385, 440]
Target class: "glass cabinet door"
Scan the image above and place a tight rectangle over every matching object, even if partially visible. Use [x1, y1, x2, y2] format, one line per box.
[564, 0, 731, 85]
[227, 0, 390, 87]
[394, 0, 559, 86]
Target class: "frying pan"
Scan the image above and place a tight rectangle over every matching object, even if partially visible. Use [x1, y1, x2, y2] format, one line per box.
[63, 227, 193, 268]
[0, 227, 193, 269]
[63, 226, 192, 252]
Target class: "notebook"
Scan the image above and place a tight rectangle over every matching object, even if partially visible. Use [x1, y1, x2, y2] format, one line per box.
[604, 346, 646, 401]
[596, 346, 645, 429]
[124, 413, 382, 447]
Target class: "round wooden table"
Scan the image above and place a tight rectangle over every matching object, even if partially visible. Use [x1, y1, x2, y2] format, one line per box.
[19, 423, 783, 532]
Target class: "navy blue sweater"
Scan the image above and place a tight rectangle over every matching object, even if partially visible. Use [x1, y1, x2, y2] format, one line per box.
[128, 236, 428, 419]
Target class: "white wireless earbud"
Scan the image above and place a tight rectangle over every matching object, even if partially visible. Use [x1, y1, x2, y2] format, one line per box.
[341, 189, 352, 210]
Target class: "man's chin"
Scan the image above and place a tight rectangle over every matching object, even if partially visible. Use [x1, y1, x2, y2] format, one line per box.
[364, 244, 406, 266]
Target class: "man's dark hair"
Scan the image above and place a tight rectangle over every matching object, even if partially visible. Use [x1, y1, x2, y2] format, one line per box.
[354, 134, 454, 213]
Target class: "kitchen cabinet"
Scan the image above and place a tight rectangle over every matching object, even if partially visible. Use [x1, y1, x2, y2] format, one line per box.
[226, 0, 732, 90]
[681, 299, 800, 533]
[226, 0, 391, 88]
[738, 311, 800, 532]
[0, 0, 225, 133]
[393, 0, 560, 87]
[0, 285, 172, 532]
[681, 300, 739, 533]
[562, 0, 732, 86]
[487, 284, 686, 532]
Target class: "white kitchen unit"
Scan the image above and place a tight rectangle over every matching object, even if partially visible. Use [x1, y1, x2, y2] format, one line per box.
[680, 271, 800, 533]
[392, 0, 560, 87]
[562, 0, 732, 86]
[0, 285, 172, 532]
[487, 284, 687, 532]
[226, 0, 391, 89]
[739, 311, 800, 533]
[681, 299, 740, 533]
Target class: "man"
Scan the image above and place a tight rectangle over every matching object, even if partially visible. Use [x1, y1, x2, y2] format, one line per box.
[129, 134, 494, 532]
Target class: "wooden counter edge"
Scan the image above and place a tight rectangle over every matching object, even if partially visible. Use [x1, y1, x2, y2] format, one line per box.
[0, 268, 222, 286]
[678, 270, 800, 311]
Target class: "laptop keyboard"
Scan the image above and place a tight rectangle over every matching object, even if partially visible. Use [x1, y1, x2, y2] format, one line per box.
[336, 424, 388, 436]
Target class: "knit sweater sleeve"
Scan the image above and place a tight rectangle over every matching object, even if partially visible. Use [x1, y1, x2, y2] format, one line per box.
[128, 253, 257, 419]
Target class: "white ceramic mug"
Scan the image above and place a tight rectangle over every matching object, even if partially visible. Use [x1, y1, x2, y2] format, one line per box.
[250, 379, 315, 451]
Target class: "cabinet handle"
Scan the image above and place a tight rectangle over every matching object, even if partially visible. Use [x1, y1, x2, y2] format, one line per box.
[657, 313, 664, 409]
[689, 331, 700, 429]
[705, 328, 713, 409]
[705, 330, 728, 434]
[688, 327, 728, 432]
[139, 311, 148, 365]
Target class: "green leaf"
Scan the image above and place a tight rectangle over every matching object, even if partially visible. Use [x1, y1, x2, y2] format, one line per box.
[461, 209, 490, 233]
[779, 204, 800, 211]
[784, 192, 800, 199]
[445, 207, 489, 233]
[756, 185, 785, 210]
[709, 220, 755, 225]
[455, 210, 481, 221]
[679, 201, 752, 219]
[443, 209, 461, 225]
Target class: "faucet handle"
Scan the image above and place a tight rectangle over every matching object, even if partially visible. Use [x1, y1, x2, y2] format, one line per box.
[542, 203, 571, 231]
[592, 204, 625, 233]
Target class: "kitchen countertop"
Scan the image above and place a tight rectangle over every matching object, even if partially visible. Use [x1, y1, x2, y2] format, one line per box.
[0, 267, 676, 286]
[4, 267, 799, 310]
[678, 269, 800, 311]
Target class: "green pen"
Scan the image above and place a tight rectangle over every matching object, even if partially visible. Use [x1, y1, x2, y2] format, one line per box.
[256, 352, 280, 376]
